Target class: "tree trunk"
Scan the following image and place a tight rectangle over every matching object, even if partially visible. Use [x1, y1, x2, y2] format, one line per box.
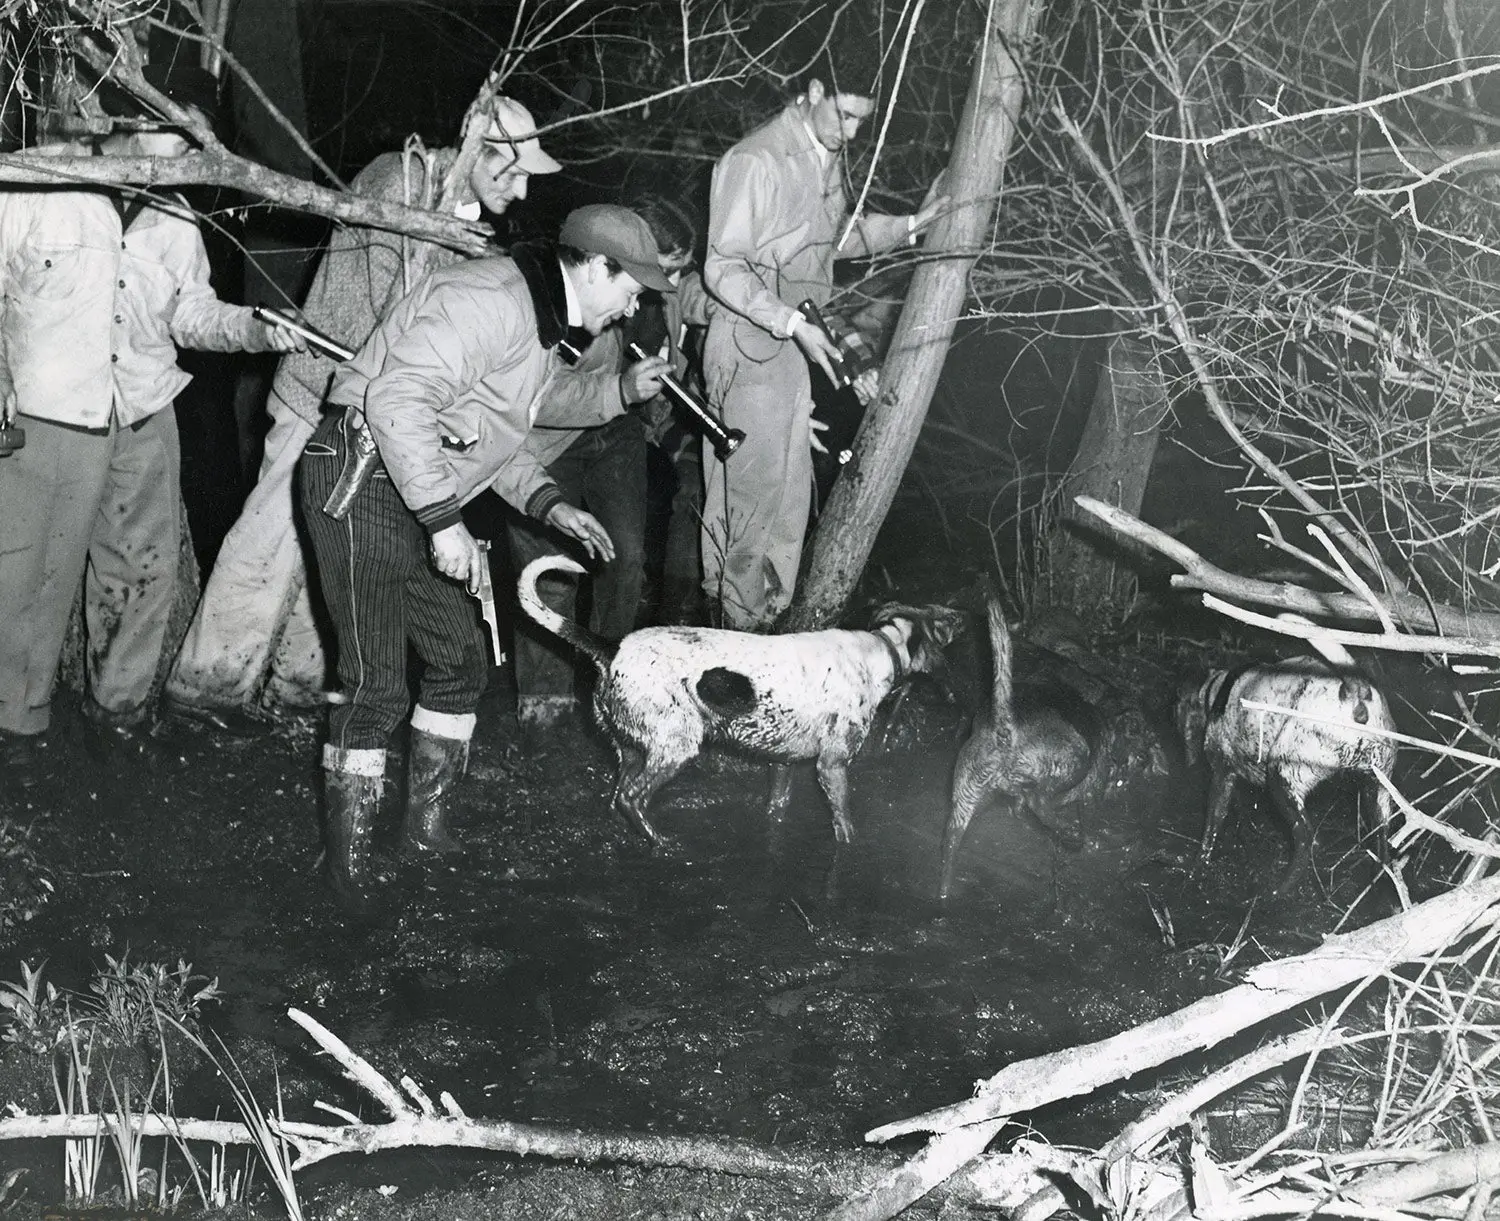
[778, 0, 1042, 632]
[1036, 334, 1169, 627]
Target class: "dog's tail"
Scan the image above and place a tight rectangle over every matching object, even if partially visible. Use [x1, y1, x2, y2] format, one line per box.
[985, 596, 1016, 730]
[516, 554, 616, 673]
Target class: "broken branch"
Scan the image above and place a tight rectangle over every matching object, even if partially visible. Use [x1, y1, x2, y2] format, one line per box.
[864, 875, 1500, 1143]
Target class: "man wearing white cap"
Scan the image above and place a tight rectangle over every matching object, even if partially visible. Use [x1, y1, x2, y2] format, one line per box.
[162, 92, 560, 736]
[298, 203, 673, 913]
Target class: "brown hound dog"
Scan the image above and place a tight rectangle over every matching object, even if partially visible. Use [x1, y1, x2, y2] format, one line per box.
[518, 555, 963, 846]
[938, 597, 1099, 902]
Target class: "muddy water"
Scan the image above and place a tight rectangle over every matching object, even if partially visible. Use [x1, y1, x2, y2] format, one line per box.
[0, 657, 1378, 1186]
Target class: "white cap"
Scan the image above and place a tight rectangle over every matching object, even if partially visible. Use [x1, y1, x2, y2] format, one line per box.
[482, 96, 562, 175]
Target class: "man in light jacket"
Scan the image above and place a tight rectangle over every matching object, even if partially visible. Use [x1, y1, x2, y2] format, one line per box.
[701, 76, 945, 628]
[0, 61, 303, 772]
[163, 93, 561, 735]
[299, 203, 672, 914]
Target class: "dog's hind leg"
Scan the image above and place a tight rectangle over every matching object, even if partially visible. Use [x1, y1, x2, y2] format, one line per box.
[1019, 797, 1084, 853]
[938, 785, 997, 903]
[614, 744, 693, 848]
[767, 765, 794, 821]
[1266, 769, 1315, 898]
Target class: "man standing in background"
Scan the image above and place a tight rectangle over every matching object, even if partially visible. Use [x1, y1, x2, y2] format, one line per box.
[0, 61, 305, 770]
[506, 192, 705, 741]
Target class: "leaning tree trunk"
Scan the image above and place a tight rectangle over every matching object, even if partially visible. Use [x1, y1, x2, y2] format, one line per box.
[778, 0, 1042, 632]
[1034, 333, 1169, 628]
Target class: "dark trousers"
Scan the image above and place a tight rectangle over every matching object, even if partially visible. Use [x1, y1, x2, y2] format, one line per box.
[658, 426, 705, 625]
[508, 414, 647, 702]
[299, 413, 488, 751]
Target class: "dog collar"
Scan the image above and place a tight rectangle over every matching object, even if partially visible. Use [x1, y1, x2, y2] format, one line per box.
[875, 622, 909, 680]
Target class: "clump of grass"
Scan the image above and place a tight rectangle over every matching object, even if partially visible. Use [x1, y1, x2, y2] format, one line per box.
[0, 957, 295, 1217]
[84, 952, 222, 1049]
[0, 819, 53, 934]
[0, 953, 221, 1060]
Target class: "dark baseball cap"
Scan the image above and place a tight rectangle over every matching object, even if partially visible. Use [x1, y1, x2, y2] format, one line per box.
[559, 205, 675, 293]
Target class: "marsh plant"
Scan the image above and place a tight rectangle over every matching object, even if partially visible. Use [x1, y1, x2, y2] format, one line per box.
[0, 954, 220, 1054]
[85, 953, 222, 1049]
[0, 958, 290, 1216]
[0, 960, 70, 1057]
[0, 818, 53, 934]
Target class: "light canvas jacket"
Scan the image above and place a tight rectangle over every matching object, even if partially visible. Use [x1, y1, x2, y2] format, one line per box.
[704, 104, 911, 347]
[525, 270, 712, 467]
[329, 249, 582, 532]
[270, 148, 471, 427]
[0, 151, 270, 429]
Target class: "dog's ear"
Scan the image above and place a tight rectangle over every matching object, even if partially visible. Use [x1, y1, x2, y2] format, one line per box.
[923, 604, 966, 650]
[868, 601, 922, 629]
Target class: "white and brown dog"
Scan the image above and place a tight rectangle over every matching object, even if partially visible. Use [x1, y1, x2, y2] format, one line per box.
[517, 555, 964, 847]
[1175, 627, 1398, 896]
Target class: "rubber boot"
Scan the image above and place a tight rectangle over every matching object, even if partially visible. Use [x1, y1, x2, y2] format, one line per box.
[400, 728, 468, 858]
[322, 745, 384, 915]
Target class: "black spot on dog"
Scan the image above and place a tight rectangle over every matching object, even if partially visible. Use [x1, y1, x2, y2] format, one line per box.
[696, 667, 757, 718]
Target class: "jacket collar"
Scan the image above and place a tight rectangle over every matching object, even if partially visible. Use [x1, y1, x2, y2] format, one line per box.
[510, 240, 569, 350]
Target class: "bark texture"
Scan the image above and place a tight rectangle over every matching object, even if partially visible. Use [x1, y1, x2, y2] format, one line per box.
[1038, 334, 1169, 626]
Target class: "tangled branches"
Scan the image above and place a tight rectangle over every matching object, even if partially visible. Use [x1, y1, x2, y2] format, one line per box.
[970, 0, 1500, 611]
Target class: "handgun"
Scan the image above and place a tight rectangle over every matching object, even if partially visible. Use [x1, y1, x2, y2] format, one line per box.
[473, 539, 504, 666]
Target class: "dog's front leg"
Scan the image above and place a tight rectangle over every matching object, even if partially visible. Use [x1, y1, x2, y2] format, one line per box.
[766, 765, 794, 824]
[816, 756, 855, 844]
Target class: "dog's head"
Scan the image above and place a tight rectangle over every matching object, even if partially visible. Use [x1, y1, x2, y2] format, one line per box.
[869, 602, 966, 679]
[1173, 673, 1217, 767]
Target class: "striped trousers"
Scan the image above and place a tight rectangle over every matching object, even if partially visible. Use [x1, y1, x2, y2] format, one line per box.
[299, 412, 488, 752]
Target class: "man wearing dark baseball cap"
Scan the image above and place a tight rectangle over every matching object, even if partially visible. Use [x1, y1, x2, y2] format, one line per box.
[558, 204, 675, 296]
[297, 201, 673, 914]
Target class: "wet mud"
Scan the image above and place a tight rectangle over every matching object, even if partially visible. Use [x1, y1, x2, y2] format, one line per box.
[0, 625, 1408, 1217]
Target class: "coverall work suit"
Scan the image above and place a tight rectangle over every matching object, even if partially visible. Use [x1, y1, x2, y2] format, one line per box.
[701, 105, 913, 628]
[0, 180, 282, 738]
[166, 148, 473, 714]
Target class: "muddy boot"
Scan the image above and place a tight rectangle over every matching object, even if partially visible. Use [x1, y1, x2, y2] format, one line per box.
[322, 745, 384, 915]
[400, 727, 469, 858]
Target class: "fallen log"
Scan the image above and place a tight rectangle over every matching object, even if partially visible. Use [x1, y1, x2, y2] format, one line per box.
[0, 1007, 1048, 1210]
[866, 877, 1500, 1142]
[1073, 496, 1500, 641]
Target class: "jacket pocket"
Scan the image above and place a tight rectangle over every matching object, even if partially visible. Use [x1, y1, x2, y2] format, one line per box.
[17, 244, 89, 302]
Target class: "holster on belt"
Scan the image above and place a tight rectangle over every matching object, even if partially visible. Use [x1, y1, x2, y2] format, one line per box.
[322, 411, 381, 521]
